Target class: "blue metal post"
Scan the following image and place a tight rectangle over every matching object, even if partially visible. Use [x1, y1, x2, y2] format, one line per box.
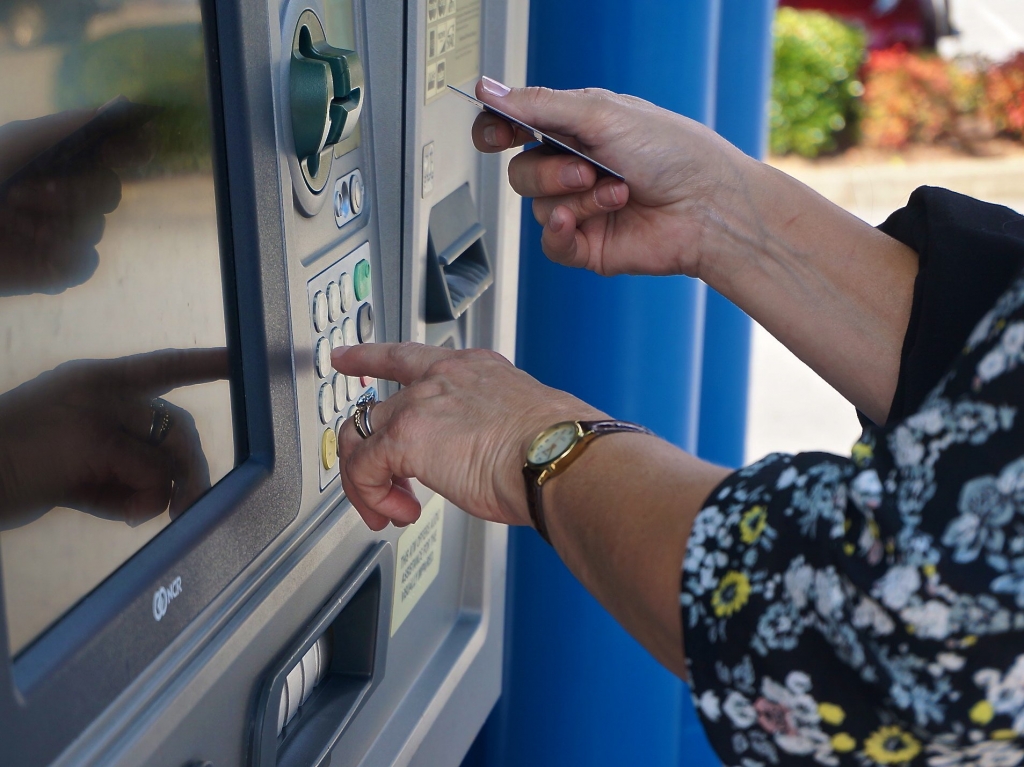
[478, 2, 723, 766]
[672, 2, 779, 762]
[697, 0, 777, 470]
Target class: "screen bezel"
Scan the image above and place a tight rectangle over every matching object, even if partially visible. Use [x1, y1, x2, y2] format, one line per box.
[0, 0, 302, 762]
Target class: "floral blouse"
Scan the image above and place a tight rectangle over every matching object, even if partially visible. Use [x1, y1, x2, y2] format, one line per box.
[682, 188, 1024, 767]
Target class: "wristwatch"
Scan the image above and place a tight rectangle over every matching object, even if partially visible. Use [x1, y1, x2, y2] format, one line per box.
[523, 420, 653, 544]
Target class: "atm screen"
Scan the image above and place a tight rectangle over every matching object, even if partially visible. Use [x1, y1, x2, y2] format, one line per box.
[0, 0, 238, 655]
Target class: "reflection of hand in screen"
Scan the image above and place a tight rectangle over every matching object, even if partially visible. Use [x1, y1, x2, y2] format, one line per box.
[0, 111, 125, 296]
[0, 348, 229, 530]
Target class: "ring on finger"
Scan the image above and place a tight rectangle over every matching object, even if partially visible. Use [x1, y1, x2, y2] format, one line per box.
[148, 398, 174, 445]
[353, 391, 378, 440]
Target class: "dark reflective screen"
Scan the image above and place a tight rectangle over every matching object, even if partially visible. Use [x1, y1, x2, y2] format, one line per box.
[0, 0, 237, 655]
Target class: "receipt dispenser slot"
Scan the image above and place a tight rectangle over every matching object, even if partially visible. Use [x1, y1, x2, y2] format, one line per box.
[252, 543, 393, 767]
[425, 184, 493, 323]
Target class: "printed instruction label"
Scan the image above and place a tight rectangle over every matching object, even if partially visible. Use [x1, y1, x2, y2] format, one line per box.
[425, 0, 481, 103]
[391, 493, 445, 635]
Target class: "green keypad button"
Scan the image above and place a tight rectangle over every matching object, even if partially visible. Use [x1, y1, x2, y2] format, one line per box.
[354, 259, 371, 301]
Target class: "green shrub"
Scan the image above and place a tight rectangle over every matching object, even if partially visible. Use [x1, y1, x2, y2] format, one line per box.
[770, 8, 866, 158]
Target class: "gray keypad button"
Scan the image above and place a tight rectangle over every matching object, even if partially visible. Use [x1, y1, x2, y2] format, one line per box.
[326, 282, 342, 322]
[319, 383, 334, 424]
[313, 291, 328, 332]
[315, 337, 332, 378]
[333, 373, 346, 410]
[339, 272, 354, 313]
[357, 302, 374, 343]
[342, 316, 357, 346]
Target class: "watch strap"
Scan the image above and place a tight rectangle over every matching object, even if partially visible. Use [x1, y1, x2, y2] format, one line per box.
[578, 420, 654, 438]
[524, 420, 654, 545]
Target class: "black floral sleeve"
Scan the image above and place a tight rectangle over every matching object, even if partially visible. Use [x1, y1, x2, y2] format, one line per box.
[682, 250, 1024, 762]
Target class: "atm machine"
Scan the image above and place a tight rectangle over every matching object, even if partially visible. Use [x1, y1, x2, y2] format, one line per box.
[0, 0, 526, 764]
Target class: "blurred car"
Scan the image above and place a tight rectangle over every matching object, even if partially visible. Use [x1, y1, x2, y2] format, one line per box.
[779, 0, 954, 48]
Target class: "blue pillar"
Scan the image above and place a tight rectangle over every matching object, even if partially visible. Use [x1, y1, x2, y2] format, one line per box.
[697, 0, 777, 470]
[479, 2, 723, 766]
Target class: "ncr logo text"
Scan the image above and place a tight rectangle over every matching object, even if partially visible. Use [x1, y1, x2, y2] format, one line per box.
[152, 576, 183, 622]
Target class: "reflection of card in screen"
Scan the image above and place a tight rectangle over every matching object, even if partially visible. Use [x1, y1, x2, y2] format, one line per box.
[1, 96, 156, 190]
[447, 84, 625, 181]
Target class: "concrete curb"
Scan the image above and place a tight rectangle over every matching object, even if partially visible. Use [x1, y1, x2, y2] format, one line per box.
[769, 155, 1024, 212]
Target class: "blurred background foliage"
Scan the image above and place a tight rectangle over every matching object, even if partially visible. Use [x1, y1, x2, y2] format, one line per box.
[984, 53, 1024, 140]
[769, 8, 865, 157]
[861, 47, 1024, 150]
[55, 23, 212, 174]
[770, 8, 1024, 157]
[861, 46, 984, 150]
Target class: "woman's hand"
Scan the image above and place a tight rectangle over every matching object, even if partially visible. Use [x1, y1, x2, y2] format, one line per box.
[332, 343, 604, 531]
[334, 341, 729, 677]
[472, 79, 919, 422]
[471, 77, 749, 278]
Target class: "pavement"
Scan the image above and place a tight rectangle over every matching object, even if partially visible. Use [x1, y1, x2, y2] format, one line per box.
[744, 154, 1024, 463]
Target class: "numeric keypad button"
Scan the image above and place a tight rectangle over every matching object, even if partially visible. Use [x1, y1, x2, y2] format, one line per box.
[313, 291, 328, 332]
[319, 383, 334, 424]
[327, 282, 342, 322]
[332, 373, 346, 410]
[321, 428, 338, 470]
[342, 317, 357, 347]
[339, 272, 354, 313]
[357, 302, 374, 343]
[315, 337, 332, 378]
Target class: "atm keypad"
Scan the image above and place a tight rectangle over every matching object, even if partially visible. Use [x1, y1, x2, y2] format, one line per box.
[307, 242, 377, 490]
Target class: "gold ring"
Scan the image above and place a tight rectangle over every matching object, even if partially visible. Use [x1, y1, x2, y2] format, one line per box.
[148, 398, 173, 445]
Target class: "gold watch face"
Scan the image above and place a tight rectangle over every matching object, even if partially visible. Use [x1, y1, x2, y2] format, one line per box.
[526, 422, 580, 466]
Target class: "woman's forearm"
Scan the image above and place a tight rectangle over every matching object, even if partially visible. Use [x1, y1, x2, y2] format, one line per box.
[699, 155, 919, 424]
[541, 433, 731, 677]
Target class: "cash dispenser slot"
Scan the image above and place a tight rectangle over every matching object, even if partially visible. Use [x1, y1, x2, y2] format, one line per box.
[425, 183, 493, 323]
[252, 542, 394, 767]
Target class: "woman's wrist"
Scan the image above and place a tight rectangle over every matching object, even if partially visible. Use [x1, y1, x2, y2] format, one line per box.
[694, 156, 918, 421]
[691, 154, 780, 287]
[498, 405, 607, 531]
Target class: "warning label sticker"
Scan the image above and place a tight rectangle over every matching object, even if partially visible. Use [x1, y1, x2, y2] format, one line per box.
[425, 0, 480, 103]
[391, 493, 445, 635]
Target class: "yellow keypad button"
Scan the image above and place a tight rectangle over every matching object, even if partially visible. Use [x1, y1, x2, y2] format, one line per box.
[321, 428, 338, 470]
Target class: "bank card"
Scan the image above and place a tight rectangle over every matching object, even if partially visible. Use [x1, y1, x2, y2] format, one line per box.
[447, 84, 625, 181]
